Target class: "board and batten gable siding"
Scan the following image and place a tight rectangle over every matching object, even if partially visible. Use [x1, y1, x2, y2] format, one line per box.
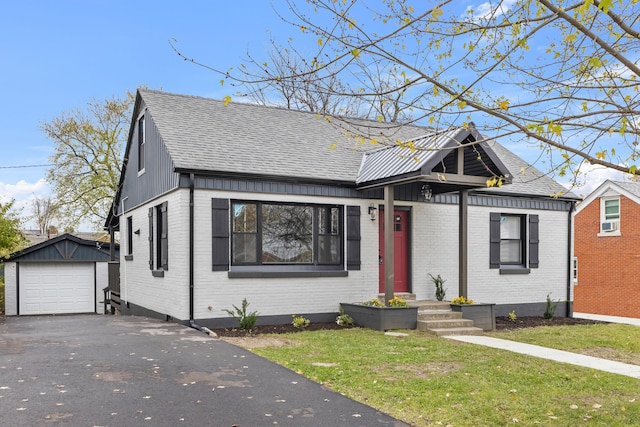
[119, 189, 190, 320]
[118, 106, 180, 215]
[191, 190, 379, 321]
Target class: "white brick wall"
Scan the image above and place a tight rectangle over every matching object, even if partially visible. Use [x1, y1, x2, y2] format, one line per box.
[4, 262, 17, 315]
[95, 262, 108, 314]
[119, 188, 571, 321]
[192, 190, 380, 319]
[465, 206, 569, 305]
[412, 203, 460, 300]
[119, 190, 190, 320]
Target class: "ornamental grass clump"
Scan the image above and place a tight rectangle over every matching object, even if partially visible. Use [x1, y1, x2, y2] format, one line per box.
[223, 298, 258, 331]
[544, 293, 559, 319]
[429, 273, 446, 301]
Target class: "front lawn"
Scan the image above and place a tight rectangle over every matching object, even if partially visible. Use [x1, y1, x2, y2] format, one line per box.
[240, 327, 639, 426]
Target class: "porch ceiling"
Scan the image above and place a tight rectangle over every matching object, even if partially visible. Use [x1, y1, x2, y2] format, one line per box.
[356, 123, 512, 192]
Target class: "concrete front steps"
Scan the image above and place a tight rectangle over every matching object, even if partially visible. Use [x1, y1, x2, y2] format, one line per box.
[410, 300, 484, 336]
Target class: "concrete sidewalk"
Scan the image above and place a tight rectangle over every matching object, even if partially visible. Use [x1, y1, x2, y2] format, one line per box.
[446, 335, 640, 379]
[573, 312, 640, 326]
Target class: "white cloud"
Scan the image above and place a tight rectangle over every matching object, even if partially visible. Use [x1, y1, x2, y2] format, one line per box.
[467, 0, 519, 20]
[560, 162, 629, 198]
[0, 179, 50, 228]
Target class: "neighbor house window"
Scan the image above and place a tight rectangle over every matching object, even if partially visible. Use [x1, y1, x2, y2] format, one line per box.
[137, 114, 145, 173]
[489, 212, 539, 273]
[231, 201, 342, 266]
[600, 196, 620, 233]
[148, 202, 168, 273]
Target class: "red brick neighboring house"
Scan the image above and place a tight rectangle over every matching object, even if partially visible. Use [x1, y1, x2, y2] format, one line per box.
[573, 180, 640, 318]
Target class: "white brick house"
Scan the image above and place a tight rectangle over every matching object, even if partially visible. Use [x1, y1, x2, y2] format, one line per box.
[105, 89, 579, 328]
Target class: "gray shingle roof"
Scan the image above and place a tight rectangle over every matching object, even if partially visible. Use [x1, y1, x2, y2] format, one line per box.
[140, 89, 423, 183]
[480, 142, 578, 199]
[138, 89, 577, 199]
[611, 180, 640, 198]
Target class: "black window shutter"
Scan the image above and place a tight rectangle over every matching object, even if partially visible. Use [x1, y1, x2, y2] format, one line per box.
[160, 202, 168, 270]
[148, 207, 154, 269]
[346, 206, 361, 270]
[489, 212, 501, 269]
[211, 198, 230, 271]
[529, 214, 539, 268]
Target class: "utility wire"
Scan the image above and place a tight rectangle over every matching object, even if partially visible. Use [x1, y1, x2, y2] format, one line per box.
[0, 164, 53, 169]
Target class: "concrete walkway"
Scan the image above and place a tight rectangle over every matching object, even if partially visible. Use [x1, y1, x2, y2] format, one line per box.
[573, 312, 640, 326]
[446, 335, 640, 379]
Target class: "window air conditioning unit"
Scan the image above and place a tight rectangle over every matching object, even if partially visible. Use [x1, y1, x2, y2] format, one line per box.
[601, 221, 618, 232]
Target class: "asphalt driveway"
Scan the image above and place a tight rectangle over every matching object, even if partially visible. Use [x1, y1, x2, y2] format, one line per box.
[0, 315, 407, 426]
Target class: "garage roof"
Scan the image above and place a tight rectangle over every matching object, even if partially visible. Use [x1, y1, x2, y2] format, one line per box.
[2, 234, 118, 262]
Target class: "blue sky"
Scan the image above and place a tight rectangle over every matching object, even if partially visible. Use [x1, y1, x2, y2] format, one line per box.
[0, 1, 292, 226]
[0, 1, 624, 229]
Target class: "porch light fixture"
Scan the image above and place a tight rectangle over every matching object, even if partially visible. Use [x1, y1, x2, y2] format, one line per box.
[368, 203, 377, 221]
[420, 184, 433, 201]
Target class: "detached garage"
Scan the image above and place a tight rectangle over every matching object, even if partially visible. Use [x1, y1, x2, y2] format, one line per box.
[2, 234, 118, 316]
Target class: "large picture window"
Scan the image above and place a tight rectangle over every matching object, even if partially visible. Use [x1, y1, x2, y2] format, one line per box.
[231, 201, 342, 266]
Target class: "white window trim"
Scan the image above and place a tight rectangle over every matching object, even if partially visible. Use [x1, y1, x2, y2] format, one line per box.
[598, 196, 621, 236]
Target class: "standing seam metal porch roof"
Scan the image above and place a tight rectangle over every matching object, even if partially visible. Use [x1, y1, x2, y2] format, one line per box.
[356, 123, 511, 189]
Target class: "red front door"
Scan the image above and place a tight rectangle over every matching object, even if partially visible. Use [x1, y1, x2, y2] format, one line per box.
[378, 210, 409, 293]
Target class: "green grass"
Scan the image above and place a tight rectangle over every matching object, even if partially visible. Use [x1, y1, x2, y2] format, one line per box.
[247, 328, 640, 426]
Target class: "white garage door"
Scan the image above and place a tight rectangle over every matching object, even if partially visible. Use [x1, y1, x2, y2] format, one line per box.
[20, 263, 95, 315]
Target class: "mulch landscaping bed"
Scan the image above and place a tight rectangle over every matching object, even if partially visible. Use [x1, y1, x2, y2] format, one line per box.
[494, 316, 607, 331]
[210, 316, 608, 337]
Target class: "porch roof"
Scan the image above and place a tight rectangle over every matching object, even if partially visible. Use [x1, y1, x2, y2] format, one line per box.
[356, 123, 512, 193]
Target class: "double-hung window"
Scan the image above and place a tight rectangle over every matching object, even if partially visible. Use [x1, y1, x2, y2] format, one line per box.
[490, 212, 539, 273]
[137, 114, 145, 173]
[500, 215, 524, 265]
[148, 202, 168, 274]
[231, 201, 342, 267]
[600, 196, 620, 233]
[125, 216, 133, 260]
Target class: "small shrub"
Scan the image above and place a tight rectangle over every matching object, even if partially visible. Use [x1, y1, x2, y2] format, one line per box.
[508, 310, 517, 322]
[336, 307, 354, 326]
[451, 296, 475, 305]
[429, 273, 446, 301]
[544, 293, 558, 319]
[223, 298, 258, 331]
[292, 314, 310, 329]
